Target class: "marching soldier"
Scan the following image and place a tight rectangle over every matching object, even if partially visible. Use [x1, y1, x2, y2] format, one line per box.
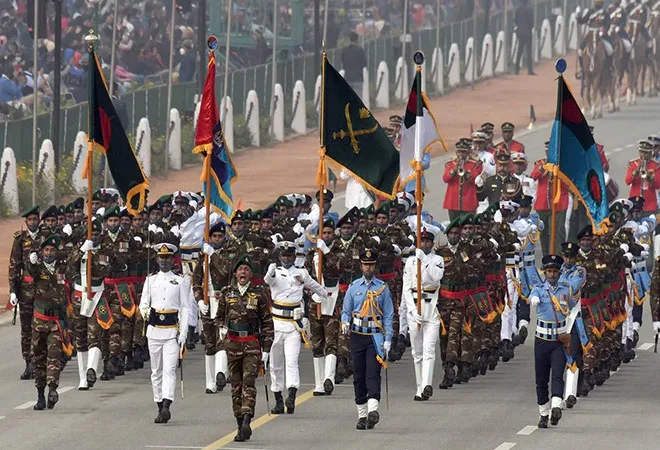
[9, 206, 43, 380]
[443, 140, 483, 221]
[625, 140, 660, 213]
[265, 239, 326, 414]
[476, 150, 523, 204]
[511, 152, 536, 200]
[531, 143, 569, 255]
[341, 249, 394, 430]
[496, 122, 526, 154]
[215, 256, 274, 442]
[402, 225, 444, 400]
[139, 242, 192, 424]
[530, 254, 576, 428]
[25, 234, 73, 410]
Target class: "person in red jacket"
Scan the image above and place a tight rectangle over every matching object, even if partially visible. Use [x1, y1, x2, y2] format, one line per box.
[496, 122, 526, 154]
[625, 140, 660, 213]
[531, 141, 569, 256]
[443, 140, 484, 221]
[589, 126, 609, 172]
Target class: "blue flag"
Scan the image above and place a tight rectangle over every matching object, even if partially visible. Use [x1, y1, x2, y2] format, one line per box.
[203, 121, 238, 222]
[546, 77, 608, 232]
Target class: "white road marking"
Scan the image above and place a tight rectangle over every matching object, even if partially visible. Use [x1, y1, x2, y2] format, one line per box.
[0, 416, 6, 420]
[14, 401, 35, 410]
[59, 386, 75, 394]
[626, 143, 635, 148]
[637, 343, 653, 351]
[611, 147, 626, 153]
[494, 443, 516, 450]
[516, 425, 537, 435]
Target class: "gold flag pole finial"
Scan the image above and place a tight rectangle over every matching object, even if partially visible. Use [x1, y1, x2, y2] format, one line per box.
[84, 29, 99, 51]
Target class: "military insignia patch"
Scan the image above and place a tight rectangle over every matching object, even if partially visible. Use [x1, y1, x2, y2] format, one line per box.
[169, 279, 179, 285]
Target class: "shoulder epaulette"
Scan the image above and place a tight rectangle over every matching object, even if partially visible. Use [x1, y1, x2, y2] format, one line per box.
[14, 231, 21, 239]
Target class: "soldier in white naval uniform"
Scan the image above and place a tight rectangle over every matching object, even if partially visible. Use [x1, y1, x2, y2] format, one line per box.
[402, 224, 445, 401]
[139, 243, 192, 424]
[265, 240, 327, 414]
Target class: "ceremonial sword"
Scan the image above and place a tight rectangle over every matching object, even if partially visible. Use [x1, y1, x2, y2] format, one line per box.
[260, 363, 271, 416]
[179, 343, 185, 399]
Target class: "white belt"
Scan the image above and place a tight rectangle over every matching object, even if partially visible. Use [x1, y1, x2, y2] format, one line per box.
[522, 254, 535, 263]
[74, 283, 103, 293]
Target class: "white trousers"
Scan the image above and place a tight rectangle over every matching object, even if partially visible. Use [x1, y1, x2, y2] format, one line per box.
[399, 299, 409, 335]
[269, 329, 301, 392]
[149, 337, 179, 403]
[501, 275, 519, 341]
[408, 315, 439, 394]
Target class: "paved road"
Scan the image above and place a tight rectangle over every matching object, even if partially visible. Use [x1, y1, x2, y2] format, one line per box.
[2, 94, 660, 450]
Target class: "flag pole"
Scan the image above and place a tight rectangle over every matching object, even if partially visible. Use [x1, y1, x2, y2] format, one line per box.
[550, 60, 566, 255]
[413, 52, 424, 327]
[85, 30, 99, 301]
[315, 48, 327, 319]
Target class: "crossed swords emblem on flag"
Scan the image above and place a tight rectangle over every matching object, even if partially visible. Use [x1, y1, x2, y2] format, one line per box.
[331, 103, 378, 154]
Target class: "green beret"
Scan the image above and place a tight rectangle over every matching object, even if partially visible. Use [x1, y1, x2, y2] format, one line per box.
[103, 206, 121, 220]
[91, 219, 103, 233]
[41, 234, 62, 249]
[375, 202, 391, 217]
[41, 205, 59, 221]
[22, 205, 40, 218]
[460, 213, 474, 227]
[159, 194, 173, 205]
[232, 255, 253, 273]
[445, 216, 462, 233]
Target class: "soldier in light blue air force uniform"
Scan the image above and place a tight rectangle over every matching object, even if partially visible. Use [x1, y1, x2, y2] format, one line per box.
[530, 255, 577, 430]
[341, 249, 394, 431]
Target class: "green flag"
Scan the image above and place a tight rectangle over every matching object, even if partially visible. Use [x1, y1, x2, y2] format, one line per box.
[322, 55, 399, 199]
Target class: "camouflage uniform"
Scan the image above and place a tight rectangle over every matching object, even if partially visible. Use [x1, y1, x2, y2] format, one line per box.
[649, 256, 660, 328]
[125, 224, 150, 369]
[229, 233, 271, 284]
[9, 228, 44, 368]
[215, 282, 274, 419]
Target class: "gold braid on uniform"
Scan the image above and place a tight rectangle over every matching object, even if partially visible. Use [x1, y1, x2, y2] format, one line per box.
[358, 284, 388, 368]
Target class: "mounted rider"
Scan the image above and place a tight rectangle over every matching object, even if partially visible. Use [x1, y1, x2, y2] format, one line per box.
[627, 0, 655, 57]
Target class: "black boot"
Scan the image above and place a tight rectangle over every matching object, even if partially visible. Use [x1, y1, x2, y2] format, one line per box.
[550, 406, 562, 426]
[459, 362, 471, 383]
[538, 415, 548, 428]
[387, 335, 399, 362]
[404, 333, 411, 347]
[154, 402, 163, 423]
[356, 417, 367, 430]
[216, 371, 227, 392]
[285, 387, 297, 414]
[134, 346, 145, 369]
[422, 384, 433, 399]
[186, 326, 196, 350]
[100, 360, 111, 381]
[566, 395, 577, 409]
[518, 325, 528, 344]
[439, 363, 455, 389]
[143, 343, 151, 362]
[502, 340, 514, 362]
[155, 399, 172, 423]
[366, 410, 380, 429]
[20, 360, 32, 380]
[241, 414, 253, 440]
[86, 367, 97, 388]
[488, 347, 499, 370]
[46, 386, 59, 409]
[335, 357, 348, 384]
[114, 355, 124, 376]
[33, 387, 46, 410]
[125, 352, 134, 372]
[470, 361, 479, 378]
[633, 329, 640, 347]
[233, 416, 245, 442]
[478, 351, 489, 375]
[271, 391, 285, 414]
[511, 333, 521, 346]
[396, 334, 406, 355]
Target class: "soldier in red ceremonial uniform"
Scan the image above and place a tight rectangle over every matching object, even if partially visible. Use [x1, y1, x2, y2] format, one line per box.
[496, 122, 526, 154]
[625, 140, 660, 213]
[531, 141, 569, 256]
[443, 140, 484, 221]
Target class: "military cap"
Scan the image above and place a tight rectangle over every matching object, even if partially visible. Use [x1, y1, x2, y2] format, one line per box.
[57, 206, 66, 217]
[542, 254, 564, 269]
[337, 211, 356, 228]
[322, 217, 336, 229]
[544, 140, 550, 150]
[577, 225, 593, 239]
[501, 122, 515, 132]
[276, 240, 297, 254]
[209, 221, 226, 235]
[21, 205, 39, 219]
[500, 200, 519, 213]
[302, 194, 313, 205]
[375, 202, 391, 217]
[315, 188, 334, 201]
[471, 131, 487, 142]
[518, 195, 533, 208]
[103, 206, 121, 220]
[609, 201, 628, 217]
[360, 249, 378, 264]
[421, 224, 440, 241]
[41, 234, 62, 249]
[276, 195, 293, 208]
[41, 205, 59, 221]
[91, 218, 103, 233]
[366, 204, 375, 215]
[480, 209, 494, 223]
[252, 210, 263, 220]
[397, 191, 415, 211]
[244, 209, 253, 221]
[456, 139, 471, 150]
[73, 197, 85, 210]
[189, 192, 203, 204]
[232, 210, 245, 223]
[472, 214, 484, 226]
[173, 191, 191, 204]
[511, 152, 527, 163]
[389, 115, 403, 125]
[481, 122, 495, 131]
[149, 201, 163, 212]
[153, 242, 177, 257]
[459, 137, 473, 146]
[196, 191, 205, 201]
[460, 213, 475, 227]
[159, 194, 173, 205]
[495, 148, 511, 162]
[358, 208, 368, 219]
[232, 254, 253, 272]
[647, 135, 660, 145]
[65, 202, 75, 214]
[92, 189, 103, 201]
[445, 216, 462, 233]
[261, 207, 275, 220]
[101, 188, 120, 199]
[629, 196, 644, 211]
[561, 242, 579, 257]
[119, 207, 132, 218]
[638, 139, 654, 152]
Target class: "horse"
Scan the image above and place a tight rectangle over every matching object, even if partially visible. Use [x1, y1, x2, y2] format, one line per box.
[610, 10, 635, 107]
[580, 27, 614, 119]
[628, 5, 653, 100]
[648, 6, 660, 97]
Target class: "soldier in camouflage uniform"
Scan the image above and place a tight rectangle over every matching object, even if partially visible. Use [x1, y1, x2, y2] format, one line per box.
[229, 210, 271, 284]
[9, 206, 43, 380]
[130, 209, 151, 370]
[215, 256, 274, 443]
[25, 234, 72, 410]
[649, 256, 660, 340]
[192, 222, 234, 393]
[310, 218, 342, 396]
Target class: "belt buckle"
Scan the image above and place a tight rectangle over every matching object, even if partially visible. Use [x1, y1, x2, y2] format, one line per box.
[238, 330, 248, 338]
[361, 318, 369, 328]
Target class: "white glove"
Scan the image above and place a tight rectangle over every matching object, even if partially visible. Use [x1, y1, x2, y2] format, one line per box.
[219, 326, 228, 340]
[410, 309, 423, 324]
[266, 263, 277, 278]
[177, 331, 187, 346]
[513, 243, 521, 252]
[62, 224, 72, 236]
[270, 233, 282, 245]
[148, 223, 158, 233]
[29, 252, 38, 264]
[371, 235, 381, 245]
[620, 243, 630, 253]
[293, 222, 304, 236]
[317, 239, 330, 255]
[9, 293, 18, 306]
[261, 351, 269, 365]
[530, 224, 538, 233]
[475, 174, 484, 188]
[80, 240, 94, 253]
[156, 227, 164, 234]
[140, 306, 150, 321]
[489, 237, 499, 249]
[312, 292, 325, 303]
[189, 200, 198, 209]
[134, 236, 142, 244]
[653, 322, 660, 332]
[198, 300, 209, 315]
[641, 250, 650, 258]
[624, 253, 634, 262]
[531, 296, 541, 307]
[302, 317, 310, 334]
[392, 244, 401, 255]
[96, 207, 105, 217]
[575, 5, 581, 14]
[170, 225, 181, 238]
[203, 243, 215, 257]
[293, 307, 303, 321]
[415, 248, 426, 261]
[642, 243, 650, 252]
[341, 322, 350, 335]
[383, 341, 391, 355]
